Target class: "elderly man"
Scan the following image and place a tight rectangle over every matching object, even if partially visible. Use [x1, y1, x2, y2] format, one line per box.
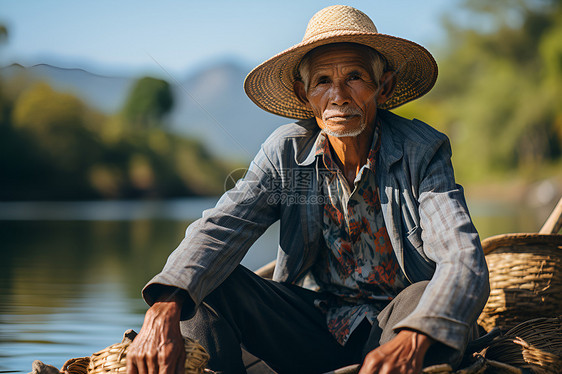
[127, 5, 489, 374]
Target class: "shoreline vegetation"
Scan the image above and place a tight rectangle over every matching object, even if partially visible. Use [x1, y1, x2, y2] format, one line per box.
[0, 77, 243, 201]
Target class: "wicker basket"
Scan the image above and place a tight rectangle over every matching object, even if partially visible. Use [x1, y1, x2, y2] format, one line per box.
[62, 357, 91, 374]
[477, 233, 562, 332]
[484, 316, 562, 374]
[88, 337, 210, 374]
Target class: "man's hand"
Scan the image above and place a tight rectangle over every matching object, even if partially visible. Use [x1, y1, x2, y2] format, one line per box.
[358, 330, 433, 374]
[127, 289, 186, 374]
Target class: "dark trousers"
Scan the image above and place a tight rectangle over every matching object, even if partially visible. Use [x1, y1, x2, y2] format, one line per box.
[180, 266, 455, 374]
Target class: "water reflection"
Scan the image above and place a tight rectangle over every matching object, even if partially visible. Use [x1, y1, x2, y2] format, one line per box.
[0, 198, 549, 372]
[0, 219, 187, 372]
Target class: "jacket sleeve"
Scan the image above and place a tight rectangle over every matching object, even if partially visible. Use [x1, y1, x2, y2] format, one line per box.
[142, 146, 280, 315]
[392, 137, 490, 360]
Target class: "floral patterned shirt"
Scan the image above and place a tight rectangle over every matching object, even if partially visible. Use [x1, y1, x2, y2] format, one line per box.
[311, 126, 409, 345]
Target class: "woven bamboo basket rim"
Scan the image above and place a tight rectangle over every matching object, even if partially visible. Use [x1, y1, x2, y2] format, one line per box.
[62, 357, 91, 374]
[88, 337, 209, 374]
[88, 341, 129, 374]
[481, 233, 562, 255]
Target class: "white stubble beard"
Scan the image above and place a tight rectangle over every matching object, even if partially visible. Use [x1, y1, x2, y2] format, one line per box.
[321, 118, 367, 138]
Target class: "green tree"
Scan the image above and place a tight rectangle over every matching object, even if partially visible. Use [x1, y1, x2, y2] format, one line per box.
[397, 0, 562, 182]
[12, 82, 103, 171]
[122, 77, 174, 129]
[4, 82, 105, 199]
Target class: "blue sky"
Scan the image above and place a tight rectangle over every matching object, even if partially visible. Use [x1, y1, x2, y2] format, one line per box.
[0, 0, 464, 76]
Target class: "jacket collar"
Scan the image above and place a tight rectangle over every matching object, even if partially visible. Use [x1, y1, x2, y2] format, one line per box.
[378, 109, 403, 171]
[295, 119, 321, 166]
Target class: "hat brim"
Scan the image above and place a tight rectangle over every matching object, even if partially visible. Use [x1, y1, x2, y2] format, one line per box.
[244, 31, 438, 120]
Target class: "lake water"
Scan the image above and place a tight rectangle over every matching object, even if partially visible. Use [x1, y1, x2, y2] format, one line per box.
[0, 197, 550, 373]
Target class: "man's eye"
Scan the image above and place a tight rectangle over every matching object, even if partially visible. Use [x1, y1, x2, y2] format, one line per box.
[316, 78, 330, 85]
[348, 73, 362, 81]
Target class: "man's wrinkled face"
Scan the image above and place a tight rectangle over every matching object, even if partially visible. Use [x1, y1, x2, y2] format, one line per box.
[300, 44, 380, 138]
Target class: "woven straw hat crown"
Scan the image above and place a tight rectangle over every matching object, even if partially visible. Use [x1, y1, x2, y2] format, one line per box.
[244, 5, 438, 120]
[303, 5, 378, 41]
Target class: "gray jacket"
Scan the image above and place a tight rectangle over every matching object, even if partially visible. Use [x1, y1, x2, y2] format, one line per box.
[144, 109, 489, 356]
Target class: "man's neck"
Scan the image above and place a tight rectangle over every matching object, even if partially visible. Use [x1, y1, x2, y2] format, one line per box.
[327, 120, 376, 188]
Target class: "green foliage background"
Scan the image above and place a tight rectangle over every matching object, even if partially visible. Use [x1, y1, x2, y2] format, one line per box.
[0, 76, 235, 200]
[395, 0, 562, 184]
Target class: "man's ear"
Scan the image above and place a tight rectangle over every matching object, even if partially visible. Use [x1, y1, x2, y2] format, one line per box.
[293, 80, 310, 108]
[376, 71, 396, 105]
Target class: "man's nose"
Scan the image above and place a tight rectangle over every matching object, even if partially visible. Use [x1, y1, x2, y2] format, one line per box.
[330, 81, 351, 106]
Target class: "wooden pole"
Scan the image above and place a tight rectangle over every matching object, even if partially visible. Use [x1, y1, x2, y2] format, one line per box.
[539, 196, 562, 234]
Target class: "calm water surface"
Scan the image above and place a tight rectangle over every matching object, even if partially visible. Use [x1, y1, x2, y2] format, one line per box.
[0, 197, 549, 373]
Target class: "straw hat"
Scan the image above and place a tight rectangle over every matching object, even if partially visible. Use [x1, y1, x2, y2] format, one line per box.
[244, 5, 438, 120]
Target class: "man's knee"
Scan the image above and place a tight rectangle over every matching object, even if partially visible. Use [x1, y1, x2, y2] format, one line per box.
[374, 281, 430, 346]
[399, 280, 429, 299]
[383, 281, 429, 316]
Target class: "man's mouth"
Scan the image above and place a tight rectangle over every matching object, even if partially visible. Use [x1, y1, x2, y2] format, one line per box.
[325, 114, 359, 121]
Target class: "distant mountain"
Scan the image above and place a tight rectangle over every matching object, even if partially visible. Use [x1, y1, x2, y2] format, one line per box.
[0, 63, 133, 113]
[0, 61, 288, 159]
[170, 60, 286, 159]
